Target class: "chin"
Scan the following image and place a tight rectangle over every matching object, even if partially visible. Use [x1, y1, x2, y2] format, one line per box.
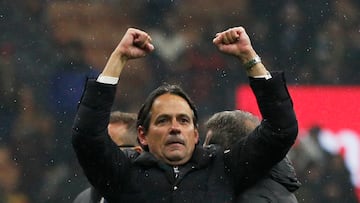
[166, 152, 185, 162]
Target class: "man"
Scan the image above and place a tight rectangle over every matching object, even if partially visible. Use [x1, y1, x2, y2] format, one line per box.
[204, 110, 301, 202]
[72, 26, 298, 202]
[73, 111, 142, 203]
[107, 111, 142, 153]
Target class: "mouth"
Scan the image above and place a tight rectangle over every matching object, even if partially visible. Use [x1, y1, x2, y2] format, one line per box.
[165, 138, 185, 146]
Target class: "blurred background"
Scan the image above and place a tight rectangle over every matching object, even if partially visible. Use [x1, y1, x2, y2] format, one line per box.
[0, 0, 359, 202]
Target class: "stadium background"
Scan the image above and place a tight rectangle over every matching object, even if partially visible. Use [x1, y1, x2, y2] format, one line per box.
[0, 1, 359, 202]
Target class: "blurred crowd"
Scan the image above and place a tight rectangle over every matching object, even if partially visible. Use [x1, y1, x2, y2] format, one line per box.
[0, 0, 359, 202]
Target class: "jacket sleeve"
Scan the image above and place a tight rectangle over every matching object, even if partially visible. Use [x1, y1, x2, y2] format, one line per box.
[72, 79, 131, 195]
[226, 71, 298, 192]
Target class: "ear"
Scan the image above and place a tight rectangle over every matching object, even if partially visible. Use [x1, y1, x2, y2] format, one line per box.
[194, 128, 199, 144]
[133, 146, 143, 153]
[138, 126, 148, 146]
[203, 130, 212, 147]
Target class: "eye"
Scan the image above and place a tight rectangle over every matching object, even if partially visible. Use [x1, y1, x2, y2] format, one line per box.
[179, 116, 190, 124]
[155, 116, 169, 125]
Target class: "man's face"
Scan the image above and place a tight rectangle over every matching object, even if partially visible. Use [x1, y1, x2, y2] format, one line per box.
[138, 93, 199, 165]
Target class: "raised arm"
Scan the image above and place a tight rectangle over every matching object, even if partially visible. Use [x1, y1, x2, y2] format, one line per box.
[72, 28, 154, 195]
[213, 26, 298, 192]
[101, 28, 154, 78]
[213, 26, 268, 77]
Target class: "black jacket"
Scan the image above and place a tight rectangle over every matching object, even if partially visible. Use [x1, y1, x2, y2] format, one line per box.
[72, 149, 140, 203]
[237, 156, 301, 203]
[72, 72, 298, 203]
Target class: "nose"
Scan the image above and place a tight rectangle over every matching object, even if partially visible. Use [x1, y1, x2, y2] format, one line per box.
[169, 119, 181, 135]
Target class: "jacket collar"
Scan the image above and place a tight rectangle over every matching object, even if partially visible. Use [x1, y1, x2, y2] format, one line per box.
[133, 145, 216, 169]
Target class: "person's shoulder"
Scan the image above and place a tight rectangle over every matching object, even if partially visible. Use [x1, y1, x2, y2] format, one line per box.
[122, 148, 141, 159]
[269, 158, 301, 192]
[237, 178, 276, 200]
[73, 187, 92, 203]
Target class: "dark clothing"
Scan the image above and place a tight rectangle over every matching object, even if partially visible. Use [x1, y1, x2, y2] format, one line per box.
[269, 156, 301, 193]
[72, 72, 298, 202]
[73, 150, 139, 203]
[237, 156, 301, 203]
[237, 178, 297, 203]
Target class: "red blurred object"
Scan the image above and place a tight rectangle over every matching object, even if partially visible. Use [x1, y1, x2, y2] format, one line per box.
[236, 84, 360, 202]
[236, 85, 360, 134]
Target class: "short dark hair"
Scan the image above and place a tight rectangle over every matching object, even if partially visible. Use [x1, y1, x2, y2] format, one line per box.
[136, 84, 198, 150]
[204, 110, 260, 149]
[110, 111, 137, 125]
[109, 111, 138, 146]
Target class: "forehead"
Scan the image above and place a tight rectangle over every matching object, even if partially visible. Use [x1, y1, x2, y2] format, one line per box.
[151, 94, 193, 117]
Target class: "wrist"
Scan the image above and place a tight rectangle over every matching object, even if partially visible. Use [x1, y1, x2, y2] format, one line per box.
[243, 55, 262, 71]
[237, 47, 257, 62]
